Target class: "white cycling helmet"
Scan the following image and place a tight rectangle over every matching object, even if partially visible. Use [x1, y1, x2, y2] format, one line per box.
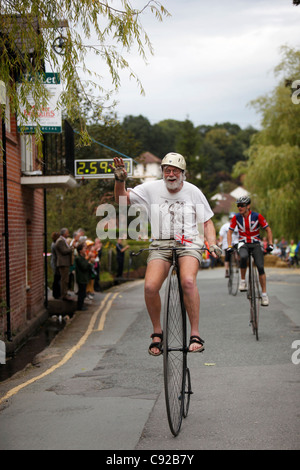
[236, 196, 251, 205]
[161, 152, 186, 171]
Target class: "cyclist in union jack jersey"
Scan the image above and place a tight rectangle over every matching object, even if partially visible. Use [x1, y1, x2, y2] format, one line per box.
[227, 196, 273, 306]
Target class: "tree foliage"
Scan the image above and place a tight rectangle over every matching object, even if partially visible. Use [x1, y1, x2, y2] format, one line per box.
[245, 144, 300, 239]
[46, 114, 255, 240]
[240, 45, 300, 239]
[0, 0, 169, 140]
[47, 114, 141, 239]
[122, 115, 256, 195]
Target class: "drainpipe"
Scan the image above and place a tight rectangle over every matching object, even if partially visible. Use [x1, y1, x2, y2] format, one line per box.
[43, 139, 48, 308]
[44, 188, 48, 308]
[2, 115, 12, 341]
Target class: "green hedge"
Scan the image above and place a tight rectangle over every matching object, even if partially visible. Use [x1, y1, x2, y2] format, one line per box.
[100, 239, 150, 274]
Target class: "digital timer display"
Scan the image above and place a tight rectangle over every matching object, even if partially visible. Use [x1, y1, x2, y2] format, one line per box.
[74, 158, 132, 179]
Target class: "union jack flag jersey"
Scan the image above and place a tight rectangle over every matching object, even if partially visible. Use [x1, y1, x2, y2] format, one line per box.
[229, 211, 268, 243]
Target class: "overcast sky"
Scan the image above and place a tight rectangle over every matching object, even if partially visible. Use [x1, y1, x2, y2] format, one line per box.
[97, 0, 300, 130]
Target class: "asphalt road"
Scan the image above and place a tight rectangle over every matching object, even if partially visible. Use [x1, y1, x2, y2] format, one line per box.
[0, 267, 299, 451]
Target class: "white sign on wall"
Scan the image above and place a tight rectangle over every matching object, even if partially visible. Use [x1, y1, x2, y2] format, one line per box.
[0, 340, 5, 364]
[17, 73, 62, 133]
[0, 80, 6, 105]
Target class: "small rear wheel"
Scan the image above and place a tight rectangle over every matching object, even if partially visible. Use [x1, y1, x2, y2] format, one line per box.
[183, 367, 192, 418]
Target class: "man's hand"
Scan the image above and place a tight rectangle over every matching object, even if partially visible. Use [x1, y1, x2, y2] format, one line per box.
[266, 244, 274, 253]
[226, 246, 234, 254]
[111, 157, 127, 182]
[209, 244, 223, 257]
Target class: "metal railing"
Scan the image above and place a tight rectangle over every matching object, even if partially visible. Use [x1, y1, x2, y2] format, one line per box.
[42, 120, 74, 176]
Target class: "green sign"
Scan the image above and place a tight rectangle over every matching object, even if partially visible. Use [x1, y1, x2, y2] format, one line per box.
[17, 73, 62, 133]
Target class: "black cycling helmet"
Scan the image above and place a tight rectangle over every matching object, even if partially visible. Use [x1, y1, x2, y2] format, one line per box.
[236, 196, 251, 205]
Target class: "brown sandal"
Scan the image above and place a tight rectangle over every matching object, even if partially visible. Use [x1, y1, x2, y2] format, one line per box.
[189, 335, 205, 353]
[148, 333, 163, 356]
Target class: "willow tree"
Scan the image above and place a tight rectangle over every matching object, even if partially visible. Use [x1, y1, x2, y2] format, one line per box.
[234, 45, 300, 240]
[0, 0, 169, 142]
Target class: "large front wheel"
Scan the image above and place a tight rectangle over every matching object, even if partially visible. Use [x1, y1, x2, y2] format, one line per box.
[163, 264, 187, 436]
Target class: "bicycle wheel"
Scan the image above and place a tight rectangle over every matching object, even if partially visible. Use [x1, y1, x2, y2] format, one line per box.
[163, 264, 187, 436]
[227, 257, 233, 295]
[249, 256, 259, 340]
[231, 251, 240, 296]
[253, 262, 260, 341]
[228, 251, 239, 296]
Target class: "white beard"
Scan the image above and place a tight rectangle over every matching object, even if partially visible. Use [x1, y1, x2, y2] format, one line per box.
[163, 172, 184, 191]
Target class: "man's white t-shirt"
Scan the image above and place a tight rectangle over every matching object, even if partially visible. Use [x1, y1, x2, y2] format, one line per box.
[128, 179, 214, 241]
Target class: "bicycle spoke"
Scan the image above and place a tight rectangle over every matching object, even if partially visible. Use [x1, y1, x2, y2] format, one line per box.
[167, 274, 184, 348]
[165, 351, 185, 431]
[183, 367, 192, 418]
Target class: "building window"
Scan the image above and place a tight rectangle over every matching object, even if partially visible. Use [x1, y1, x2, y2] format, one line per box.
[21, 135, 33, 173]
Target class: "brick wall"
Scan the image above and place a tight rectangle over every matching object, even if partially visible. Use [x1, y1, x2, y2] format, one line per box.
[0, 111, 45, 341]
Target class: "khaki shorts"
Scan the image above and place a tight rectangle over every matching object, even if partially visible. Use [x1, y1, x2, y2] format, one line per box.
[147, 240, 203, 265]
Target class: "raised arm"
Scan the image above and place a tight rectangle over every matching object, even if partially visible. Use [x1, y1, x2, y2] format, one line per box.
[111, 157, 131, 205]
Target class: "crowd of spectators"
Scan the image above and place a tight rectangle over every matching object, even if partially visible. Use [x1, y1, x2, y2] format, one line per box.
[270, 237, 299, 267]
[50, 227, 103, 310]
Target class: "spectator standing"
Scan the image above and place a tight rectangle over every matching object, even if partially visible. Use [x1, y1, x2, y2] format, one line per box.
[93, 238, 103, 292]
[296, 241, 300, 263]
[287, 239, 298, 267]
[278, 237, 288, 260]
[85, 240, 96, 298]
[55, 228, 74, 301]
[116, 238, 130, 278]
[69, 230, 80, 293]
[75, 243, 93, 311]
[50, 231, 61, 299]
[272, 239, 281, 257]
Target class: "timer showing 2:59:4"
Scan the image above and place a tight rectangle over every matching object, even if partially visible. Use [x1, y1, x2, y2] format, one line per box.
[74, 158, 132, 179]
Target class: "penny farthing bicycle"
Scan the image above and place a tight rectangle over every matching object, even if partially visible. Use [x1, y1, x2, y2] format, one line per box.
[132, 243, 208, 436]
